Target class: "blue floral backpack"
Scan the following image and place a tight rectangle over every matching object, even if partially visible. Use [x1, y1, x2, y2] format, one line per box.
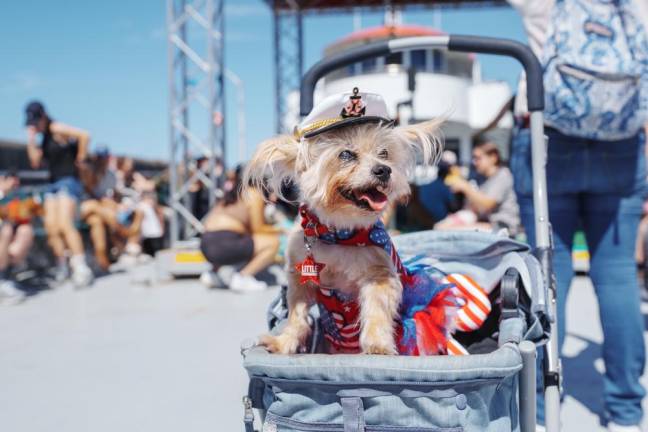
[543, 0, 648, 140]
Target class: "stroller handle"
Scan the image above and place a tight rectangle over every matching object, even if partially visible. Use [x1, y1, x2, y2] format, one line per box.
[299, 34, 551, 250]
[300, 35, 544, 116]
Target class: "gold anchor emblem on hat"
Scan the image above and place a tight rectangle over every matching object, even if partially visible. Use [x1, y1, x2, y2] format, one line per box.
[341, 87, 366, 118]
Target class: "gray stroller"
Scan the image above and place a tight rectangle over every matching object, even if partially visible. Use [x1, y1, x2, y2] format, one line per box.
[242, 35, 561, 432]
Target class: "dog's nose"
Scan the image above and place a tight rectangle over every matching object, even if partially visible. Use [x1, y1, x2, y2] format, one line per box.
[371, 164, 392, 182]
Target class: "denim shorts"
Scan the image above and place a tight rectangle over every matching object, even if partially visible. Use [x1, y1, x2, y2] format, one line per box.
[45, 176, 83, 201]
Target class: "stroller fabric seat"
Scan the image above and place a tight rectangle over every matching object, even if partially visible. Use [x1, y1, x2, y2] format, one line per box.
[243, 230, 549, 432]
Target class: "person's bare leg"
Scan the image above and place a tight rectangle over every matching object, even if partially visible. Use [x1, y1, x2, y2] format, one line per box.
[0, 224, 13, 272]
[79, 199, 97, 221]
[8, 224, 34, 265]
[57, 195, 84, 256]
[126, 209, 143, 240]
[0, 224, 26, 303]
[81, 199, 118, 229]
[59, 195, 93, 286]
[240, 234, 280, 277]
[43, 197, 65, 258]
[81, 200, 106, 266]
[93, 202, 119, 231]
[86, 214, 109, 270]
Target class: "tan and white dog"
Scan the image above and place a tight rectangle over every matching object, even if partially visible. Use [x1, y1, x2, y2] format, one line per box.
[245, 89, 442, 355]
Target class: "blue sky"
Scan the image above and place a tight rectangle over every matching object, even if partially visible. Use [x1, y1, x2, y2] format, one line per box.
[0, 1, 525, 166]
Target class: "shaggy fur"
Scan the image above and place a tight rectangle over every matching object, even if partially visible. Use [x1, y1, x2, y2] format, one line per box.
[244, 120, 442, 354]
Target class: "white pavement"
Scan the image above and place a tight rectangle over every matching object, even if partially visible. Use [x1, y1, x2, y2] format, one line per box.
[0, 268, 647, 431]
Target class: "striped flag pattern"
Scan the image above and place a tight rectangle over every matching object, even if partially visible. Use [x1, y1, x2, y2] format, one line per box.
[447, 336, 470, 356]
[317, 287, 361, 351]
[442, 273, 491, 356]
[445, 273, 492, 333]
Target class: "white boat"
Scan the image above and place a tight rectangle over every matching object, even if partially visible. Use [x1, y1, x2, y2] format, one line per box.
[286, 24, 514, 167]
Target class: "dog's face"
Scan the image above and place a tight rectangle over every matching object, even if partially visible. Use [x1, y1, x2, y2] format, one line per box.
[297, 124, 414, 227]
[245, 120, 442, 229]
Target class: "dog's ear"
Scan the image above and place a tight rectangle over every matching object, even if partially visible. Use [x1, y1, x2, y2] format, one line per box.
[243, 134, 299, 200]
[396, 118, 444, 166]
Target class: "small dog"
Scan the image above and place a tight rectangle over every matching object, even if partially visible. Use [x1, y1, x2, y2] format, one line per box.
[245, 89, 442, 355]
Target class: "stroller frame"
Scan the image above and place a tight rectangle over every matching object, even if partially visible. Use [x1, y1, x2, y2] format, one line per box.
[245, 35, 560, 432]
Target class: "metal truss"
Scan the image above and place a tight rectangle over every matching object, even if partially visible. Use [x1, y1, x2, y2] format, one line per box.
[167, 0, 225, 245]
[272, 1, 304, 133]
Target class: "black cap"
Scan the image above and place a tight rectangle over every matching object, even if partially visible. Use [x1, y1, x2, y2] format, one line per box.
[95, 145, 110, 158]
[25, 100, 46, 127]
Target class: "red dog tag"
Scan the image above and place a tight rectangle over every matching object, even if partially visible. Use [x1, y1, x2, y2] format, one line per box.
[295, 254, 325, 285]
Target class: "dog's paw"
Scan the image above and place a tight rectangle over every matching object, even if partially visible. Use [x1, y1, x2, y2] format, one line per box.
[360, 332, 397, 355]
[362, 342, 398, 355]
[259, 333, 301, 354]
[360, 323, 398, 355]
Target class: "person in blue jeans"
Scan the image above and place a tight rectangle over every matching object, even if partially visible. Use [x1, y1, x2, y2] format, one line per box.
[510, 125, 647, 429]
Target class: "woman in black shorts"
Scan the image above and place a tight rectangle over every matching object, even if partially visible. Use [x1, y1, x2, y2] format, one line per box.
[199, 165, 280, 292]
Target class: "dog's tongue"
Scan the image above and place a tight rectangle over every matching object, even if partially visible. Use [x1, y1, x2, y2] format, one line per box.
[358, 188, 388, 211]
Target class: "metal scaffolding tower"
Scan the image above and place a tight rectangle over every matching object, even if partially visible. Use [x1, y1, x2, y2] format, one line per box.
[167, 0, 225, 246]
[272, 3, 304, 133]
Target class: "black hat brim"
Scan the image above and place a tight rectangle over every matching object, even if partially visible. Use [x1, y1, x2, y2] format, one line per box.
[302, 116, 394, 139]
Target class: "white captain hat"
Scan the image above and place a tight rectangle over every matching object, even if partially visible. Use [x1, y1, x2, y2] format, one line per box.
[294, 87, 393, 139]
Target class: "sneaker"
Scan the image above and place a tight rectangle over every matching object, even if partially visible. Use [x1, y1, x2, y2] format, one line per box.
[0, 280, 26, 305]
[200, 270, 225, 289]
[229, 273, 267, 293]
[72, 264, 94, 288]
[267, 264, 288, 287]
[125, 242, 142, 256]
[52, 262, 70, 284]
[217, 265, 236, 285]
[608, 423, 641, 432]
[116, 253, 138, 268]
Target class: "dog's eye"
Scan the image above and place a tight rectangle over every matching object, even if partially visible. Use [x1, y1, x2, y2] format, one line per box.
[378, 149, 389, 159]
[339, 150, 356, 162]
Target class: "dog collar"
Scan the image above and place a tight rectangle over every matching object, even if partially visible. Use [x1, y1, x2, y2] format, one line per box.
[295, 205, 409, 286]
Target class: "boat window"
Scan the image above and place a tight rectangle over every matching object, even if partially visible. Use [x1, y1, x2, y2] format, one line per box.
[385, 52, 402, 65]
[431, 50, 444, 72]
[410, 49, 427, 71]
[361, 57, 377, 73]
